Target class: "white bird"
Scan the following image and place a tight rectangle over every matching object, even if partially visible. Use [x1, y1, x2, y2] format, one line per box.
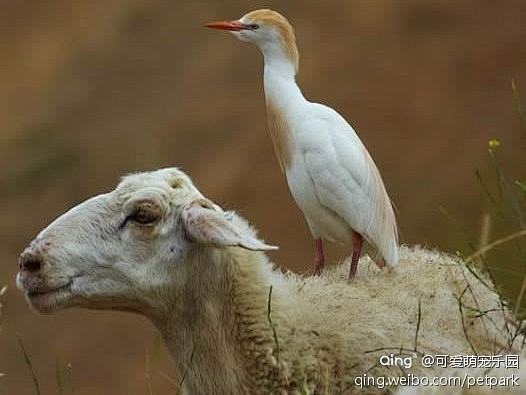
[206, 9, 399, 279]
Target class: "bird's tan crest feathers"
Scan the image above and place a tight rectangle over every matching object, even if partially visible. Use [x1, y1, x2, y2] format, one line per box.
[243, 9, 299, 72]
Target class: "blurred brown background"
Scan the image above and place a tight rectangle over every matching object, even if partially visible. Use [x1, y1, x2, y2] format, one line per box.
[1, 0, 525, 393]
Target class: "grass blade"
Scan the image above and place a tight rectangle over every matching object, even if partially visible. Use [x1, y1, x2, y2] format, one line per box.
[512, 79, 525, 139]
[514, 275, 526, 316]
[175, 343, 196, 395]
[267, 285, 280, 368]
[490, 151, 526, 228]
[464, 229, 526, 265]
[66, 363, 75, 395]
[16, 334, 41, 395]
[145, 333, 162, 395]
[55, 358, 64, 395]
[413, 299, 422, 352]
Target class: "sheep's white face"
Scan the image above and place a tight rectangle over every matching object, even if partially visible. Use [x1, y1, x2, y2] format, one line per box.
[16, 168, 276, 315]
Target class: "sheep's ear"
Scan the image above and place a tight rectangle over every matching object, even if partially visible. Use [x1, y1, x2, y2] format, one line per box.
[182, 200, 278, 251]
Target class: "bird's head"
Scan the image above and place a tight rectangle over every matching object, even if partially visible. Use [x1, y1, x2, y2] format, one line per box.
[205, 9, 299, 72]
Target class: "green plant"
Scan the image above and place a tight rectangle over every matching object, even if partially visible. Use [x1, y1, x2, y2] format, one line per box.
[467, 79, 526, 315]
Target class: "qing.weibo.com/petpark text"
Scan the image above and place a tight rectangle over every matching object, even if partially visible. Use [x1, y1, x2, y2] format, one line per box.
[354, 353, 521, 390]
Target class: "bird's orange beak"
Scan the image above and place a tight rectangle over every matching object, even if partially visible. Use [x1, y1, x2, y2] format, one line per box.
[205, 20, 248, 32]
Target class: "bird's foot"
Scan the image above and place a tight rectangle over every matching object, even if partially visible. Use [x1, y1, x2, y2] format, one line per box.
[312, 238, 325, 276]
[347, 250, 360, 281]
[313, 262, 324, 276]
[347, 266, 357, 281]
[348, 232, 363, 281]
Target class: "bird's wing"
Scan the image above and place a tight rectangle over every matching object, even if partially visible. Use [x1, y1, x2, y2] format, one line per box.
[301, 104, 399, 265]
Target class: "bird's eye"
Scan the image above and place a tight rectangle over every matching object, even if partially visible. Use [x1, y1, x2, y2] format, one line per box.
[248, 24, 259, 30]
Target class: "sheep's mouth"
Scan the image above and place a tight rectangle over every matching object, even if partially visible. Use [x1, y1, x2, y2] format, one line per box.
[25, 282, 73, 313]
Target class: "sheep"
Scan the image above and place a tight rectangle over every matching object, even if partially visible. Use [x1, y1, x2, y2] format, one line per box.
[16, 167, 524, 394]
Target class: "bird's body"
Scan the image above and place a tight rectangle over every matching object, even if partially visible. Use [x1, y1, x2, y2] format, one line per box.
[206, 9, 399, 277]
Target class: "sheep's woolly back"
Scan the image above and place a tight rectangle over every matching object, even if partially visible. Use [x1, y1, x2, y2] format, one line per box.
[221, 245, 524, 394]
[297, 246, 516, 356]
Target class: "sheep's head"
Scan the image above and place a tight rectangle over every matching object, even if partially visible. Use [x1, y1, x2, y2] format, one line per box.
[16, 168, 276, 316]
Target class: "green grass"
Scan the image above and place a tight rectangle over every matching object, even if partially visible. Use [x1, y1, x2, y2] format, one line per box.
[458, 80, 526, 316]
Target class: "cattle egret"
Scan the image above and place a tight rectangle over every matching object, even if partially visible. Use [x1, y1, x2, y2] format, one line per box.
[206, 9, 399, 279]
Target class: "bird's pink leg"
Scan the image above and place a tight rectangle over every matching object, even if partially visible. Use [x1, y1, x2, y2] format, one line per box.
[349, 231, 363, 280]
[313, 238, 325, 275]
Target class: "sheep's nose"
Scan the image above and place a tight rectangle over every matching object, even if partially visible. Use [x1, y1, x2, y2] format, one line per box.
[19, 252, 43, 273]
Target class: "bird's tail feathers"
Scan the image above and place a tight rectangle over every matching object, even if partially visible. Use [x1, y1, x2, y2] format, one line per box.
[363, 151, 399, 267]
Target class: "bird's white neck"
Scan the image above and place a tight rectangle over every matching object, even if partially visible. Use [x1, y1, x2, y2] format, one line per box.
[262, 52, 306, 112]
[261, 47, 296, 78]
[258, 43, 307, 172]
[258, 36, 298, 76]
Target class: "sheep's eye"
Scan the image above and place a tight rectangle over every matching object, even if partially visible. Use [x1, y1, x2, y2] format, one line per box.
[129, 209, 158, 225]
[131, 210, 155, 224]
[170, 179, 182, 189]
[125, 204, 161, 226]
